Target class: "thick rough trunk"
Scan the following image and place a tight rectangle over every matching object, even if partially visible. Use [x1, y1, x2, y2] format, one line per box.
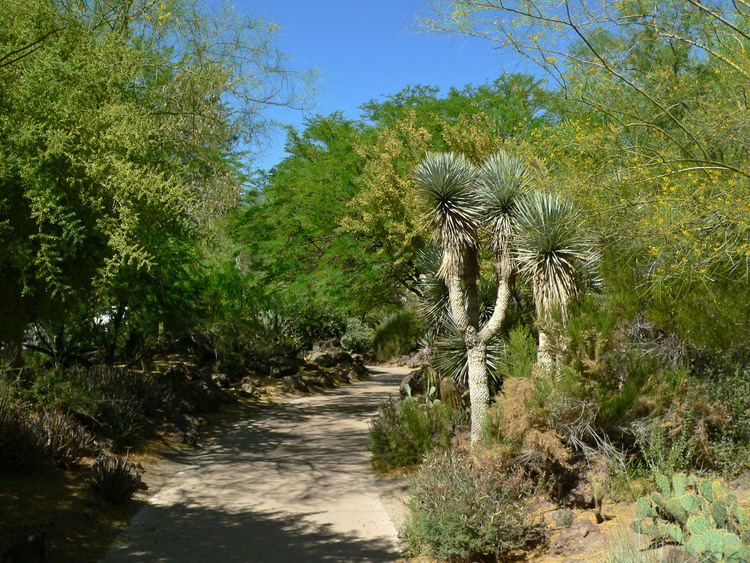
[537, 330, 553, 373]
[466, 341, 489, 446]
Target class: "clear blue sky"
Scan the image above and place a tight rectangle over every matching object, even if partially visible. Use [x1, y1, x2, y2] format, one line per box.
[239, 0, 538, 170]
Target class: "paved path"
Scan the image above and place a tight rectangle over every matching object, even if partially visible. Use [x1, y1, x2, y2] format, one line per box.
[104, 367, 406, 563]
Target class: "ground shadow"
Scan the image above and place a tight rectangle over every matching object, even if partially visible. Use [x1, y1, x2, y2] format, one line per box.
[106, 503, 401, 562]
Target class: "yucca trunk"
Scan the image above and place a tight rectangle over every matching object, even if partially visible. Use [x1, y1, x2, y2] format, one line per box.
[466, 340, 489, 445]
[537, 329, 554, 373]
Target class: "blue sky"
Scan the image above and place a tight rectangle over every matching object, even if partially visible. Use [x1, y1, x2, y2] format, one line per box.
[239, 1, 537, 170]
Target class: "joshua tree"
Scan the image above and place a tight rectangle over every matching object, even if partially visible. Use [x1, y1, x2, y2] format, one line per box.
[415, 150, 530, 445]
[515, 192, 598, 372]
[415, 151, 596, 445]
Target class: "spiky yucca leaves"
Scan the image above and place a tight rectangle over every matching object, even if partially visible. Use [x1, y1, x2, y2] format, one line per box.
[414, 152, 481, 279]
[416, 246, 498, 333]
[432, 316, 503, 386]
[514, 192, 597, 319]
[476, 151, 531, 267]
[416, 247, 451, 329]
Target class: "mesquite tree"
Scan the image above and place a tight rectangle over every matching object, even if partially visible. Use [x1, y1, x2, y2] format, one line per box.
[415, 150, 596, 444]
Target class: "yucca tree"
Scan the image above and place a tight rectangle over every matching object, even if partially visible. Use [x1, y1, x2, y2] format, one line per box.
[514, 192, 598, 371]
[415, 150, 530, 445]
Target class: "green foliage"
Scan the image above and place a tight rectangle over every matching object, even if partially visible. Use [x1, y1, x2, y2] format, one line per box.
[430, 317, 503, 386]
[339, 318, 374, 354]
[632, 473, 750, 561]
[414, 151, 480, 266]
[89, 453, 143, 505]
[514, 192, 598, 317]
[368, 397, 453, 471]
[497, 325, 537, 380]
[372, 310, 422, 362]
[28, 366, 171, 448]
[402, 450, 545, 561]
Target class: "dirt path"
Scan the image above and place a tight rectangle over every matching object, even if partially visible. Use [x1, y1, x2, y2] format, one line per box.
[103, 366, 407, 563]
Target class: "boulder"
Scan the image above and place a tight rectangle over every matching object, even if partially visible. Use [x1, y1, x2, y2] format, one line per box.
[268, 354, 301, 378]
[282, 374, 309, 393]
[562, 478, 596, 509]
[306, 349, 353, 368]
[211, 372, 230, 389]
[399, 367, 425, 397]
[550, 518, 601, 556]
[238, 377, 258, 397]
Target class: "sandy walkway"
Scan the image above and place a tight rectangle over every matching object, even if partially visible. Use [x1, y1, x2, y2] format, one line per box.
[103, 367, 406, 563]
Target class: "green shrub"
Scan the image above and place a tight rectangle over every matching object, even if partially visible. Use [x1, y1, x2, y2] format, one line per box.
[497, 325, 537, 380]
[340, 318, 374, 353]
[632, 473, 750, 561]
[402, 451, 546, 561]
[373, 310, 422, 362]
[701, 368, 750, 475]
[369, 397, 452, 471]
[89, 453, 144, 504]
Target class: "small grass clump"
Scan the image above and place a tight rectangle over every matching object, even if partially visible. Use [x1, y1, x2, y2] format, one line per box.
[89, 453, 144, 504]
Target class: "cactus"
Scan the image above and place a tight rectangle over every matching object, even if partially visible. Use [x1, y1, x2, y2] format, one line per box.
[631, 473, 750, 561]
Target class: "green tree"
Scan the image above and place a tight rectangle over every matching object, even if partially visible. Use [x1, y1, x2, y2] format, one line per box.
[0, 0, 308, 362]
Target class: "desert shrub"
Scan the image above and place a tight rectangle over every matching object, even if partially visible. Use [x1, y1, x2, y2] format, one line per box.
[632, 473, 750, 561]
[28, 367, 104, 421]
[481, 377, 570, 467]
[0, 393, 94, 472]
[0, 396, 45, 473]
[369, 397, 453, 471]
[89, 453, 144, 504]
[402, 450, 546, 562]
[373, 310, 422, 362]
[497, 325, 536, 381]
[30, 411, 96, 467]
[340, 318, 374, 353]
[700, 368, 750, 475]
[90, 367, 171, 447]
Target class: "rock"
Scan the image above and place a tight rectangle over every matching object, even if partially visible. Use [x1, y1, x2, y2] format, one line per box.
[211, 372, 230, 388]
[399, 367, 425, 397]
[268, 355, 301, 378]
[350, 355, 370, 378]
[563, 478, 596, 509]
[551, 518, 601, 556]
[238, 377, 257, 397]
[282, 374, 309, 393]
[306, 351, 338, 367]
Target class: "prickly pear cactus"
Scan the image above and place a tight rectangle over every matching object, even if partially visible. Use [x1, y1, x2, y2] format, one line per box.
[631, 473, 750, 561]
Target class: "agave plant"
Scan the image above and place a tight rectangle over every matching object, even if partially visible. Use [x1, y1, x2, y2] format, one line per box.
[514, 192, 599, 370]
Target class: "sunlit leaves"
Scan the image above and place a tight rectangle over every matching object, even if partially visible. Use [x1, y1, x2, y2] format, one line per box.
[514, 192, 598, 317]
[414, 151, 481, 278]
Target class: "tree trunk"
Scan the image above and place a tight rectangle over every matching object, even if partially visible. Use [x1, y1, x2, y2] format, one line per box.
[466, 340, 489, 446]
[537, 329, 553, 373]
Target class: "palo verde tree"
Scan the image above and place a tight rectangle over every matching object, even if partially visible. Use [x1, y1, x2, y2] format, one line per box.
[416, 150, 596, 444]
